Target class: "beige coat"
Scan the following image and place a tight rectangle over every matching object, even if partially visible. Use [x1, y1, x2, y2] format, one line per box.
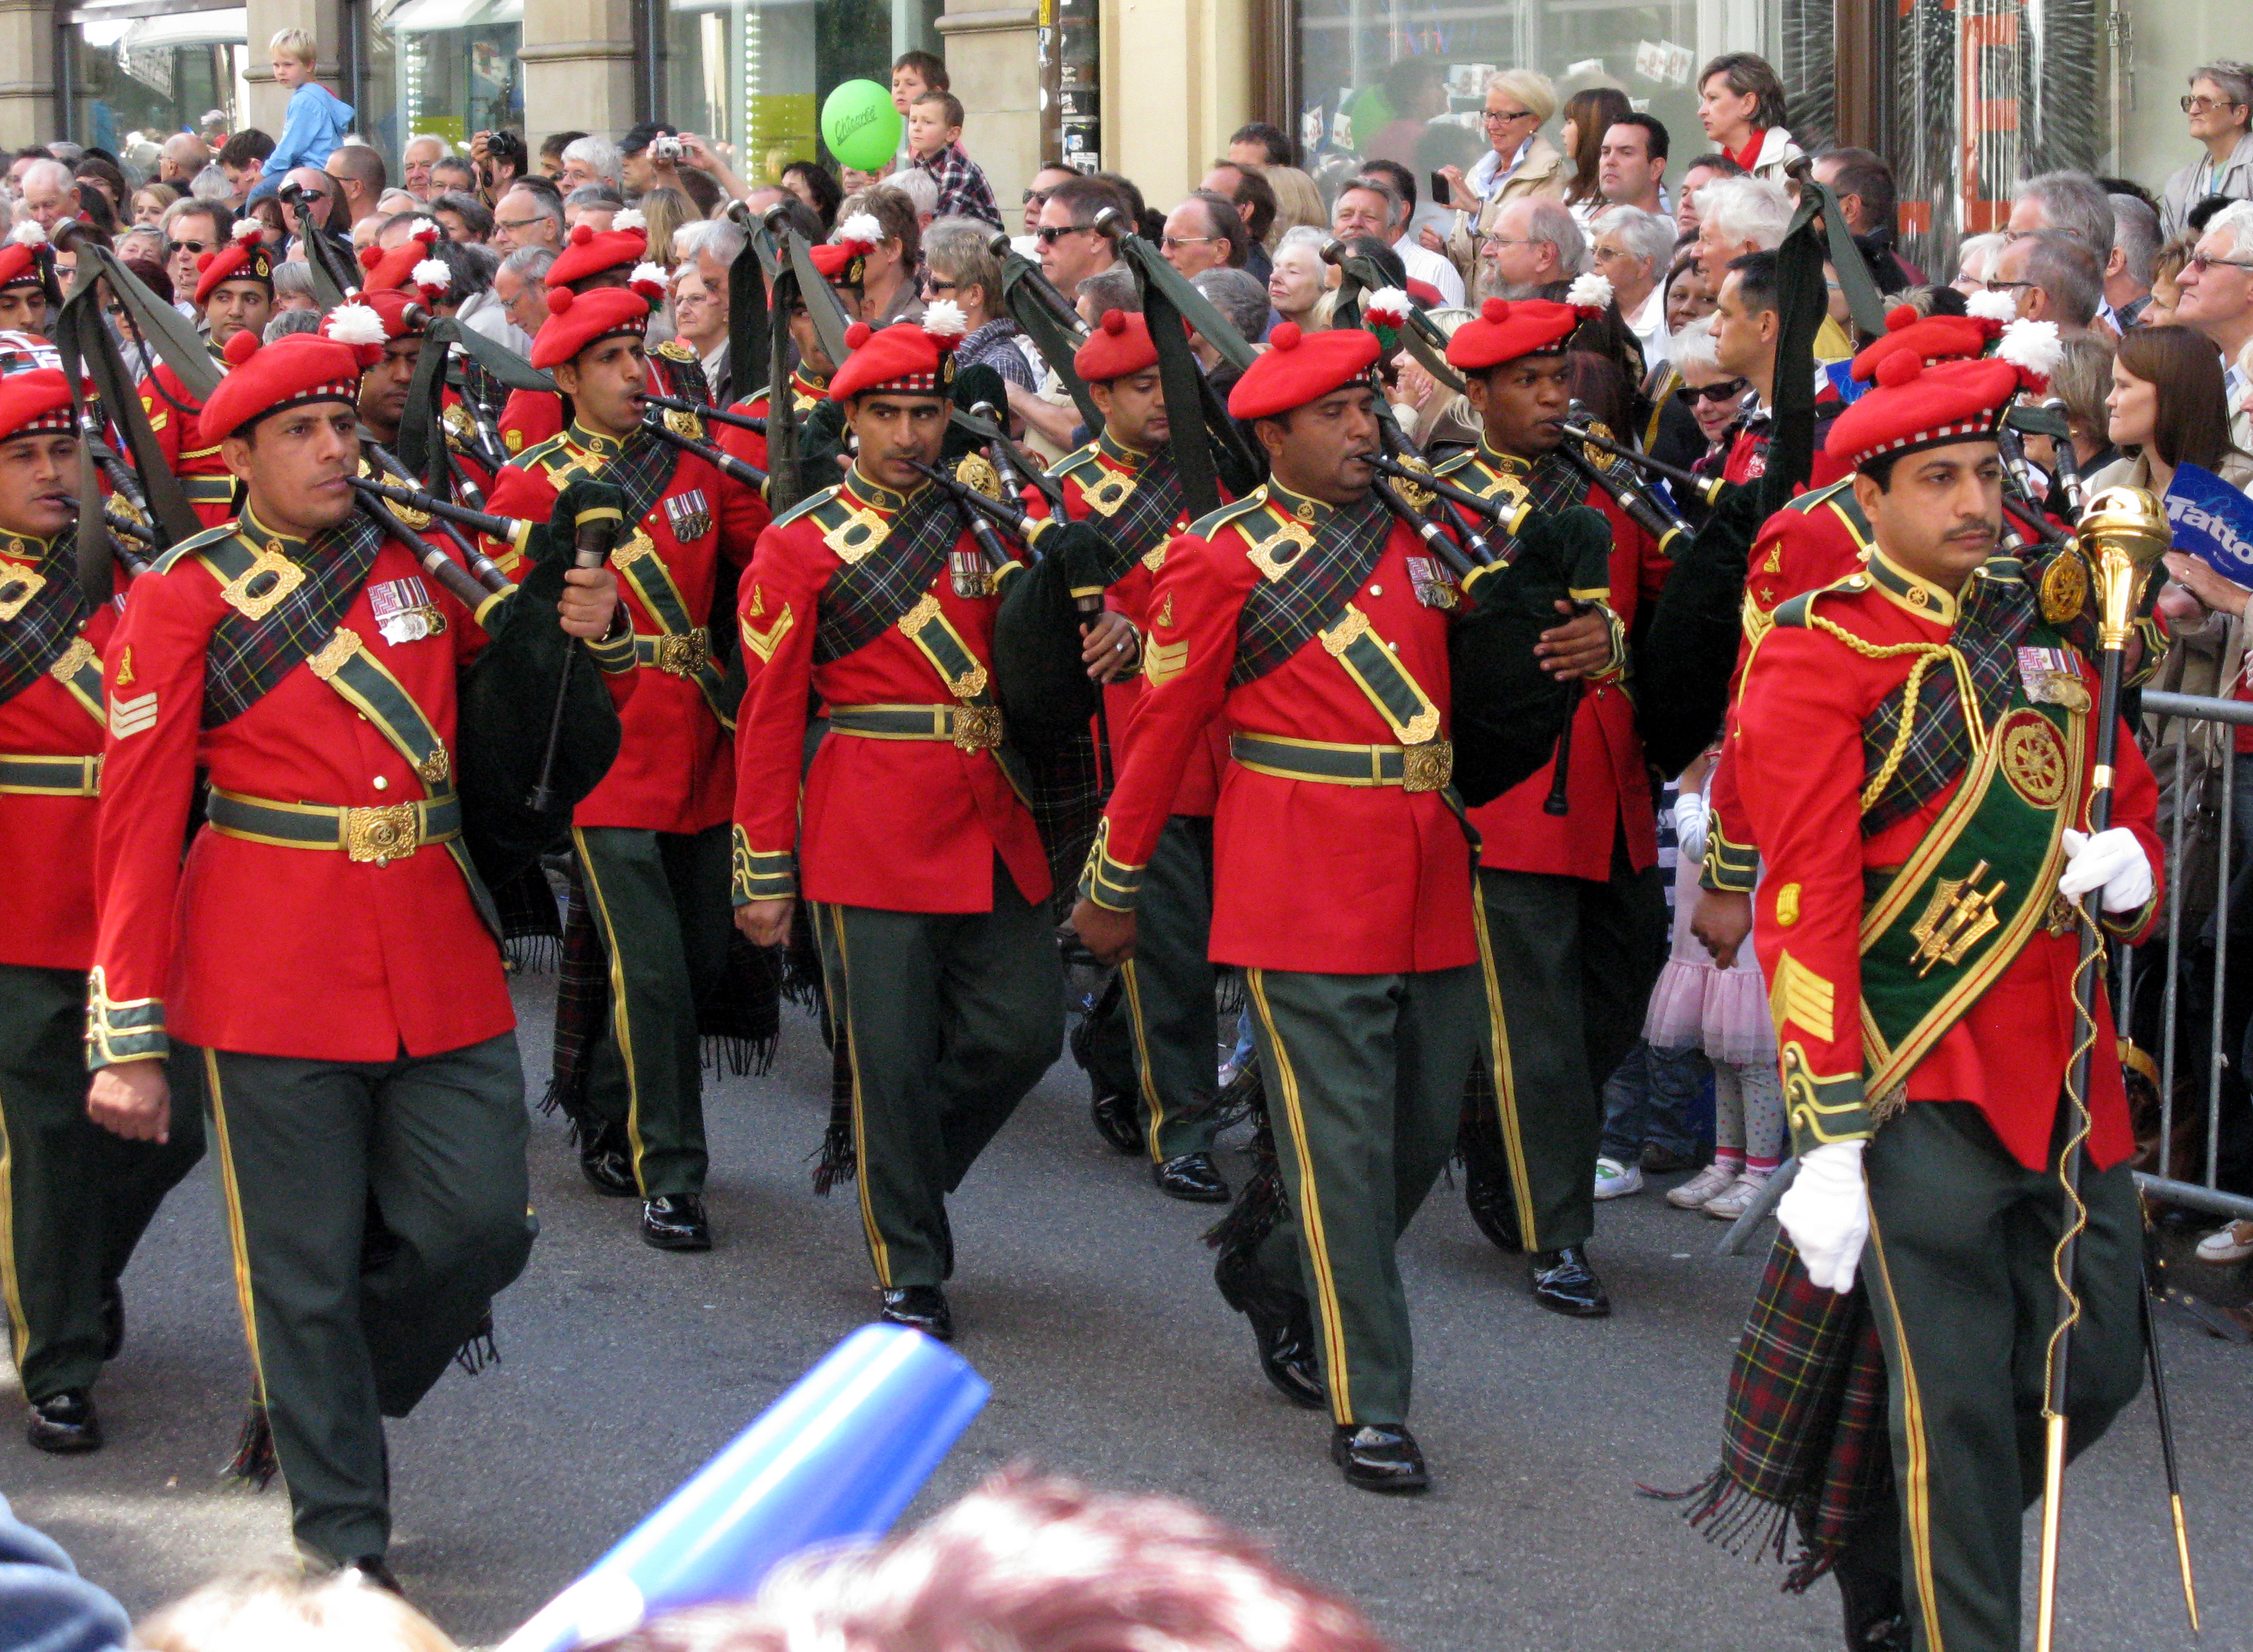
[1444, 133, 1567, 285]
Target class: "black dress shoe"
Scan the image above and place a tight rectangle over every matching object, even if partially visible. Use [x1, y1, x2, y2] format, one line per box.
[335, 1555, 404, 1596]
[640, 1194, 711, 1251]
[1213, 1248, 1327, 1410]
[100, 1280, 124, 1361]
[27, 1391, 101, 1454]
[1331, 1423, 1429, 1493]
[1528, 1246, 1611, 1317]
[1089, 1086, 1143, 1154]
[879, 1284, 953, 1341]
[1153, 1152, 1231, 1203]
[579, 1122, 639, 1198]
[1461, 1144, 1524, 1254]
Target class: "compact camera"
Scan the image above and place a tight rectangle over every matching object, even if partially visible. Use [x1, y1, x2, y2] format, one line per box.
[650, 134, 688, 163]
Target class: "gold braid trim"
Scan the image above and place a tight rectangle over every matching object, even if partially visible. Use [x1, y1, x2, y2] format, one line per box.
[1802, 613, 1988, 815]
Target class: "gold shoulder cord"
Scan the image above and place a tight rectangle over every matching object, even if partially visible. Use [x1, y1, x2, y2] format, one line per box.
[1801, 614, 1986, 814]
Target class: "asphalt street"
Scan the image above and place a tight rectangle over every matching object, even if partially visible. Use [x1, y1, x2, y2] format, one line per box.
[8, 973, 2250, 1651]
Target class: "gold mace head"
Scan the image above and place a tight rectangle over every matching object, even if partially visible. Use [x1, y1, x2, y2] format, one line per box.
[2074, 484, 2171, 648]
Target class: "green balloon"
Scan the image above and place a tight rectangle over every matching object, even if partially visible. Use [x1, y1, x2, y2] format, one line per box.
[822, 80, 903, 172]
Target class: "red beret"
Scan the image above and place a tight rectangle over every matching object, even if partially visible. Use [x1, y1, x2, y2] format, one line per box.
[356, 287, 431, 342]
[546, 220, 651, 291]
[197, 328, 367, 447]
[1074, 309, 1158, 383]
[1226, 322, 1381, 421]
[194, 222, 273, 308]
[827, 307, 968, 403]
[0, 368, 78, 444]
[530, 283, 656, 370]
[1446, 297, 1579, 372]
[358, 218, 449, 299]
[807, 212, 884, 291]
[0, 224, 51, 294]
[1823, 355, 2024, 474]
[1848, 304, 2001, 386]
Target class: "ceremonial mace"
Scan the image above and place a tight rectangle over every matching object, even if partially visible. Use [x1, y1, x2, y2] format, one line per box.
[2035, 484, 2178, 1652]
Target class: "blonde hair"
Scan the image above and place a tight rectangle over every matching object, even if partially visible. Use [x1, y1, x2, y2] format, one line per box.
[1487, 68, 1558, 127]
[268, 27, 317, 64]
[1260, 164, 1329, 241]
[137, 1571, 458, 1652]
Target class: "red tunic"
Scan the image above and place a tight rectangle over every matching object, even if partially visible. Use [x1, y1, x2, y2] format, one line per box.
[136, 362, 237, 529]
[1440, 452, 1670, 879]
[732, 468, 1051, 914]
[1090, 485, 1477, 975]
[482, 422, 764, 835]
[0, 544, 116, 970]
[92, 510, 515, 1062]
[1733, 552, 2161, 1171]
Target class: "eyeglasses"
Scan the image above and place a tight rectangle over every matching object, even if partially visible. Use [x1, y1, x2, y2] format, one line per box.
[1483, 107, 1535, 125]
[496, 215, 549, 233]
[1591, 243, 1635, 261]
[1479, 235, 1547, 249]
[1161, 235, 1222, 252]
[1676, 377, 1749, 406]
[165, 238, 209, 256]
[2186, 251, 2253, 274]
[1034, 224, 1092, 245]
[1984, 277, 2035, 293]
[1022, 186, 1058, 206]
[2182, 94, 2246, 113]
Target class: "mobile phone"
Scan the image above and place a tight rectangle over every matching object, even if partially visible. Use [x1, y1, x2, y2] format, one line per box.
[1429, 169, 1451, 207]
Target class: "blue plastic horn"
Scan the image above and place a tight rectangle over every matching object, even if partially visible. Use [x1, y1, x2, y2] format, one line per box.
[498, 1324, 989, 1652]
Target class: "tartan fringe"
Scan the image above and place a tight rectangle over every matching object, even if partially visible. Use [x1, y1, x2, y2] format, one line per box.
[1644, 1468, 1844, 1594]
[701, 1031, 777, 1080]
[224, 1397, 277, 1489]
[810, 1034, 857, 1195]
[1204, 1054, 1285, 1254]
[1206, 1049, 1266, 1134]
[453, 1314, 500, 1377]
[502, 933, 560, 974]
[1214, 968, 1245, 1018]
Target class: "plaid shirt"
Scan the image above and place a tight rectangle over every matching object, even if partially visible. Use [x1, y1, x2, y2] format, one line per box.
[916, 142, 1005, 230]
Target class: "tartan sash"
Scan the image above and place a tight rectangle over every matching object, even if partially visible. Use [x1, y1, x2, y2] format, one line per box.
[1859, 571, 2037, 833]
[1229, 493, 1392, 687]
[0, 539, 90, 711]
[1522, 449, 1592, 517]
[200, 514, 386, 728]
[543, 425, 681, 532]
[656, 351, 711, 409]
[813, 484, 962, 664]
[1082, 446, 1185, 585]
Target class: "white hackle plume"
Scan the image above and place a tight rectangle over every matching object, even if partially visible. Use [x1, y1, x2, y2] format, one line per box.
[836, 212, 883, 249]
[1965, 288, 2019, 323]
[1996, 316, 2063, 383]
[231, 220, 264, 245]
[1362, 287, 1412, 325]
[411, 216, 442, 241]
[323, 302, 388, 347]
[921, 298, 969, 342]
[412, 258, 451, 292]
[628, 261, 669, 296]
[1565, 271, 1615, 311]
[615, 208, 648, 232]
[7, 220, 47, 247]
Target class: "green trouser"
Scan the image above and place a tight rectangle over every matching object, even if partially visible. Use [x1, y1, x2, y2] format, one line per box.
[1474, 854, 1666, 1252]
[814, 859, 1062, 1288]
[203, 1032, 536, 1564]
[1244, 963, 1488, 1426]
[1121, 815, 1220, 1163]
[1861, 1100, 2143, 1652]
[0, 964, 204, 1401]
[572, 823, 732, 1198]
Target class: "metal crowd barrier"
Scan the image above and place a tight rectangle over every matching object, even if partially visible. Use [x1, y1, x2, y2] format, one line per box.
[1719, 685, 2253, 1257]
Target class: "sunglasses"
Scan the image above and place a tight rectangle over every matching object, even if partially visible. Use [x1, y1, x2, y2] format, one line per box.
[1677, 378, 1749, 406]
[921, 275, 960, 293]
[166, 238, 210, 256]
[1034, 224, 1092, 245]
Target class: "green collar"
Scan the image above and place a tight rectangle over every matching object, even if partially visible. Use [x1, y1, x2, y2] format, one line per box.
[1867, 549, 1964, 626]
[1097, 426, 1154, 469]
[1262, 478, 1352, 527]
[237, 504, 310, 557]
[842, 466, 924, 512]
[0, 528, 62, 563]
[565, 421, 632, 458]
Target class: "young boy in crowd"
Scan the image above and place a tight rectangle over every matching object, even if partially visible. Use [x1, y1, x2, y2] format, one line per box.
[908, 90, 1003, 228]
[259, 29, 354, 183]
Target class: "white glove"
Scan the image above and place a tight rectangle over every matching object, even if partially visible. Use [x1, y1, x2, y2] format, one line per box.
[2057, 827, 2154, 915]
[1672, 788, 1710, 862]
[1777, 1140, 1869, 1293]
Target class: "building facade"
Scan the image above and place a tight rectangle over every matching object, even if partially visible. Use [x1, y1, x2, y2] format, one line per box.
[3, 0, 2238, 273]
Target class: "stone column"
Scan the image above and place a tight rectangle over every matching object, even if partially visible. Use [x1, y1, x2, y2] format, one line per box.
[938, 0, 1040, 208]
[245, 0, 348, 138]
[0, 0, 49, 151]
[519, 0, 640, 153]
[1100, 0, 1250, 205]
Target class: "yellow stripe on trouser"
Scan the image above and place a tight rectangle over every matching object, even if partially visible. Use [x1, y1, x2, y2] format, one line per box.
[1246, 967, 1352, 1424]
[1865, 1205, 1944, 1647]
[203, 1050, 273, 1411]
[1118, 959, 1168, 1164]
[571, 827, 649, 1193]
[820, 904, 893, 1287]
[1470, 894, 1540, 1246]
[0, 1094, 29, 1367]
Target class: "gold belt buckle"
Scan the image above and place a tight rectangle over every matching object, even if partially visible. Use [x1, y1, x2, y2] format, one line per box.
[651, 627, 709, 677]
[951, 703, 1004, 752]
[1401, 738, 1453, 793]
[346, 801, 421, 864]
[218, 544, 307, 620]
